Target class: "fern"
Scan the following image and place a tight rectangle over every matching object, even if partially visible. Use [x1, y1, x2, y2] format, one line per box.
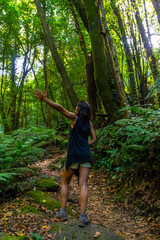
[0, 173, 18, 182]
[93, 107, 160, 175]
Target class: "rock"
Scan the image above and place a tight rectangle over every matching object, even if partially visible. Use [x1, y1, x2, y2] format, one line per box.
[50, 219, 125, 240]
[25, 190, 61, 210]
[20, 205, 41, 214]
[35, 178, 59, 192]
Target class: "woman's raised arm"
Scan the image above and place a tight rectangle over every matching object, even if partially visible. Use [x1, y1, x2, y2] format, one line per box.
[35, 89, 77, 120]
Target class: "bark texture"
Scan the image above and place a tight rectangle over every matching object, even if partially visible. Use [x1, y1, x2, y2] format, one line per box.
[83, 0, 120, 121]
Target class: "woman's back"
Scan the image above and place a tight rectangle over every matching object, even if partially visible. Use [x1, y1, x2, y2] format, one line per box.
[66, 116, 91, 169]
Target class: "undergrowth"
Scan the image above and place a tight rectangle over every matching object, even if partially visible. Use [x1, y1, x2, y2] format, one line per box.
[0, 126, 67, 201]
[92, 106, 160, 219]
[93, 106, 160, 176]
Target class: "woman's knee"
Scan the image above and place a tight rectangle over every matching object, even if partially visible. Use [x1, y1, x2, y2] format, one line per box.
[79, 179, 88, 188]
[79, 166, 89, 187]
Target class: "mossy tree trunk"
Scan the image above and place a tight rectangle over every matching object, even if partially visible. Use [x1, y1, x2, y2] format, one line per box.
[83, 0, 120, 122]
[69, 0, 97, 118]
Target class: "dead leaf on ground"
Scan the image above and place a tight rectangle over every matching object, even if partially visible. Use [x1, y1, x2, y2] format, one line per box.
[94, 231, 101, 238]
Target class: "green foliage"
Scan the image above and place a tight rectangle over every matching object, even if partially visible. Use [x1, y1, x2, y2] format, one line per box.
[93, 107, 160, 177]
[0, 172, 18, 182]
[0, 126, 66, 200]
[146, 74, 160, 99]
[30, 233, 42, 240]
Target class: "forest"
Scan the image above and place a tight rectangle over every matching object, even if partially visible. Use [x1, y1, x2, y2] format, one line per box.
[0, 0, 160, 239]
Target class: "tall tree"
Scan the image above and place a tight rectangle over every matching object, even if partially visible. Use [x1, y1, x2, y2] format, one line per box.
[110, 0, 137, 103]
[83, 0, 120, 121]
[68, 0, 97, 118]
[34, 0, 79, 108]
[131, 0, 159, 80]
[98, 0, 127, 109]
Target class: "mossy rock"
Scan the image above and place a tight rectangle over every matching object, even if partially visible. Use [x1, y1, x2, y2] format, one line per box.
[26, 190, 60, 210]
[35, 178, 59, 192]
[49, 219, 125, 240]
[20, 205, 41, 214]
[25, 190, 73, 215]
[0, 234, 29, 240]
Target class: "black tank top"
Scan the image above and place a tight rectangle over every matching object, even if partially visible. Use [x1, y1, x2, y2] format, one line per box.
[65, 116, 92, 169]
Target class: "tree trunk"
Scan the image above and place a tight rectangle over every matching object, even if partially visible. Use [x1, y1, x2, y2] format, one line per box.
[10, 53, 17, 131]
[72, 0, 89, 32]
[150, 0, 160, 25]
[86, 56, 97, 119]
[14, 55, 28, 129]
[111, 0, 137, 103]
[83, 0, 120, 122]
[98, 0, 127, 109]
[131, 0, 159, 80]
[34, 0, 79, 108]
[68, 0, 97, 118]
[43, 43, 50, 127]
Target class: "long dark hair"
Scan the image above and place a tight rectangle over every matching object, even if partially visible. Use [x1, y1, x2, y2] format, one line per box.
[77, 101, 91, 122]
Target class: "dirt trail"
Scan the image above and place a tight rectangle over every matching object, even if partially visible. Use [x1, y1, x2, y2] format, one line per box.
[32, 152, 159, 240]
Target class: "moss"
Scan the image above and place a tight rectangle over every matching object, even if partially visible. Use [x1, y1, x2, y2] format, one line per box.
[26, 190, 73, 215]
[50, 225, 59, 233]
[50, 219, 125, 239]
[26, 190, 60, 210]
[35, 178, 59, 192]
[20, 206, 41, 214]
[1, 236, 29, 240]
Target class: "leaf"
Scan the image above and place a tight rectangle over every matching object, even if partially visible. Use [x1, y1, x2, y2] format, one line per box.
[94, 232, 101, 238]
[41, 225, 47, 229]
[36, 235, 42, 240]
[147, 217, 152, 222]
[6, 212, 13, 217]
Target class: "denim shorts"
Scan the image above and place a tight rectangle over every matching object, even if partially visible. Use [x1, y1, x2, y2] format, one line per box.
[69, 162, 91, 169]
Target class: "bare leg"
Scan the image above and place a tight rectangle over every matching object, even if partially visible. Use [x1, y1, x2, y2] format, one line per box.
[79, 167, 90, 215]
[61, 167, 75, 209]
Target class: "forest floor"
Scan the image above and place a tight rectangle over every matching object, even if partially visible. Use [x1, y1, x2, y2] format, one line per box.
[0, 150, 160, 240]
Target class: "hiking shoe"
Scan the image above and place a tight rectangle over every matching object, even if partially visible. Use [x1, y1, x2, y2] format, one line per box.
[79, 214, 90, 227]
[56, 208, 67, 221]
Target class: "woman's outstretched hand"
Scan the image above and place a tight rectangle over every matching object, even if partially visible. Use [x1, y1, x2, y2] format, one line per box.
[35, 89, 47, 101]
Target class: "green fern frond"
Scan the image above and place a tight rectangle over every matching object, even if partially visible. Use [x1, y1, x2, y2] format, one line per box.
[0, 172, 17, 182]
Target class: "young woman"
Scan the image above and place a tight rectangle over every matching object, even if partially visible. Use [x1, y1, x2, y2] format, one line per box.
[35, 89, 96, 227]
